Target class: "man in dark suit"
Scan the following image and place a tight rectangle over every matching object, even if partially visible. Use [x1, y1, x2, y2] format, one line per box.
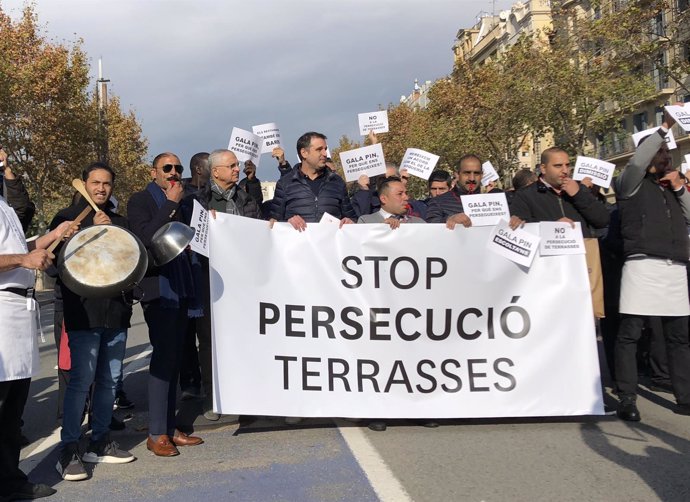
[127, 152, 203, 457]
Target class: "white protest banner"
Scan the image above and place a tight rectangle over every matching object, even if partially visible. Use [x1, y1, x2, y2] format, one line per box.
[228, 127, 262, 168]
[539, 222, 585, 256]
[461, 193, 509, 227]
[685, 154, 690, 173]
[189, 200, 209, 257]
[358, 111, 389, 136]
[320, 212, 340, 225]
[339, 144, 386, 182]
[481, 161, 499, 186]
[209, 216, 603, 419]
[632, 127, 677, 150]
[252, 123, 282, 154]
[487, 219, 540, 268]
[400, 148, 440, 180]
[664, 104, 690, 132]
[682, 163, 689, 176]
[572, 156, 616, 189]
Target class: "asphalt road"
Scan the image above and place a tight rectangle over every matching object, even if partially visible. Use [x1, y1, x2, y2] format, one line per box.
[17, 298, 690, 501]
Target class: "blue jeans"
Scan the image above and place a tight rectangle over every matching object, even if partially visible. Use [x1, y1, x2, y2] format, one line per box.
[60, 328, 127, 444]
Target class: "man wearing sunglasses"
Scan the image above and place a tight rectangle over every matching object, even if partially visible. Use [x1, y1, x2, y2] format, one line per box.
[127, 153, 203, 457]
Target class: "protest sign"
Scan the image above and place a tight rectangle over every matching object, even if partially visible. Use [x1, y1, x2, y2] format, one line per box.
[632, 127, 677, 150]
[572, 156, 616, 189]
[481, 161, 499, 186]
[664, 104, 690, 132]
[682, 163, 689, 175]
[189, 199, 209, 257]
[358, 111, 389, 136]
[209, 216, 603, 418]
[487, 219, 540, 268]
[252, 123, 282, 154]
[400, 148, 440, 180]
[320, 212, 340, 225]
[539, 222, 585, 256]
[685, 154, 690, 173]
[339, 144, 386, 182]
[461, 193, 509, 227]
[228, 127, 262, 168]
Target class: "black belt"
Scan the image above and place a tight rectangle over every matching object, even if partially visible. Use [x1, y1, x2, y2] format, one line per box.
[2, 287, 34, 297]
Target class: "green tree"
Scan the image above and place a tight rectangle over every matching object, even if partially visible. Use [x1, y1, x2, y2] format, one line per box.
[0, 4, 148, 232]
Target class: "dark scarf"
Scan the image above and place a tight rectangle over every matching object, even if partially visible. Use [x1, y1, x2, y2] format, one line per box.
[210, 181, 239, 215]
[146, 182, 196, 311]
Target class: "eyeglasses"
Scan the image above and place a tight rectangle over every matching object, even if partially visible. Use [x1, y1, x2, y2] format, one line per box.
[161, 164, 184, 174]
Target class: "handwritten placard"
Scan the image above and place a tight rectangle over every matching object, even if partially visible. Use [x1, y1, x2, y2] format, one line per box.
[460, 193, 509, 227]
[664, 104, 690, 132]
[481, 161, 499, 186]
[487, 219, 540, 268]
[539, 222, 585, 256]
[358, 111, 389, 136]
[632, 127, 677, 150]
[573, 156, 616, 189]
[190, 200, 209, 258]
[339, 144, 386, 182]
[252, 123, 282, 154]
[399, 148, 440, 180]
[228, 127, 262, 168]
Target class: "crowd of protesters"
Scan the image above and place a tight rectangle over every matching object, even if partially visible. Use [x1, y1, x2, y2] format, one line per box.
[1, 105, 690, 498]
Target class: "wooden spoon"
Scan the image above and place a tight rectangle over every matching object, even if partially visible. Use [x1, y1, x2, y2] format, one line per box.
[71, 178, 101, 213]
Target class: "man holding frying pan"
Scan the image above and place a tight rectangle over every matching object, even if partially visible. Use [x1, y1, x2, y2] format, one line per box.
[127, 153, 203, 457]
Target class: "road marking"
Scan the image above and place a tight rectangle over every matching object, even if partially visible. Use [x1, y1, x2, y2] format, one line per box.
[335, 419, 413, 502]
[20, 345, 153, 473]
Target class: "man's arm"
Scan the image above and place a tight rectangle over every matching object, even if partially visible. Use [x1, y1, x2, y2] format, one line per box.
[127, 191, 181, 247]
[568, 188, 611, 229]
[425, 197, 446, 223]
[270, 177, 288, 221]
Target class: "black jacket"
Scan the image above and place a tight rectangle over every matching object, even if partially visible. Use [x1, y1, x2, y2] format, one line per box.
[127, 185, 188, 302]
[426, 186, 477, 223]
[2, 177, 35, 231]
[238, 177, 263, 206]
[270, 167, 355, 222]
[508, 179, 610, 238]
[618, 176, 689, 261]
[49, 200, 133, 331]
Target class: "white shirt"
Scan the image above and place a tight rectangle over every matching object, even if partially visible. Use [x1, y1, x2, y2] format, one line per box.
[0, 197, 39, 381]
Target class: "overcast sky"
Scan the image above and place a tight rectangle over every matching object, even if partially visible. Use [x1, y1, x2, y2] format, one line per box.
[3, 0, 515, 180]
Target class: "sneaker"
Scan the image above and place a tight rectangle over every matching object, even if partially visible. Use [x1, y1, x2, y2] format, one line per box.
[203, 409, 220, 421]
[113, 391, 134, 410]
[82, 439, 135, 464]
[56, 444, 88, 481]
[4, 482, 56, 500]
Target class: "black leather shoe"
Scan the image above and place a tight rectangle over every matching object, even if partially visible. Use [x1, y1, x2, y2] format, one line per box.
[5, 482, 57, 500]
[674, 403, 690, 416]
[617, 400, 641, 422]
[368, 421, 387, 432]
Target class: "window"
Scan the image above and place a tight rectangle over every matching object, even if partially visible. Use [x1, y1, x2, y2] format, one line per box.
[655, 107, 665, 127]
[678, 0, 689, 13]
[633, 112, 648, 133]
[652, 12, 664, 37]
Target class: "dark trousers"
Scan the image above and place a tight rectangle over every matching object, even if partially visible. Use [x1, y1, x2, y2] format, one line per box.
[0, 378, 30, 494]
[179, 262, 212, 399]
[143, 300, 188, 436]
[615, 314, 690, 404]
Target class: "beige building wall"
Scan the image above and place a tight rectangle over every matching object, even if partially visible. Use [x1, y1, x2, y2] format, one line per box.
[451, 0, 555, 175]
